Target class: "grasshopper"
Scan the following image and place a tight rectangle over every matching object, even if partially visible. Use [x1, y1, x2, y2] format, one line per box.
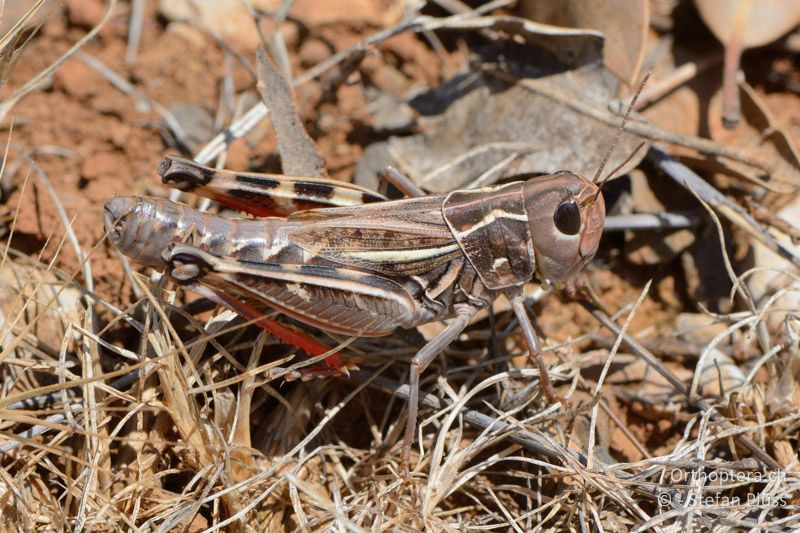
[105, 154, 605, 473]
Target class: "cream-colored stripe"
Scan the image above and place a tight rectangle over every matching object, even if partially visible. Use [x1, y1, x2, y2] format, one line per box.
[456, 209, 527, 238]
[338, 243, 459, 263]
[210, 255, 411, 303]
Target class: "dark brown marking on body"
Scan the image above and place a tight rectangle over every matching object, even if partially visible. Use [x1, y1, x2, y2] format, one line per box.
[234, 174, 281, 189]
[294, 181, 335, 199]
[158, 156, 216, 191]
[165, 247, 212, 282]
[361, 191, 384, 204]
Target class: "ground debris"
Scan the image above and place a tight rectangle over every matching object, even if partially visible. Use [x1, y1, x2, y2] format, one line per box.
[1, 1, 800, 531]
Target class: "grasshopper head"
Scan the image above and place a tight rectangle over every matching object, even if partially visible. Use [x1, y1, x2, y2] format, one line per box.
[522, 172, 605, 284]
[104, 196, 187, 269]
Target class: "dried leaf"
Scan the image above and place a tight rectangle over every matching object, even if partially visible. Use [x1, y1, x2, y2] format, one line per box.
[518, 0, 649, 86]
[675, 313, 730, 346]
[256, 47, 326, 178]
[421, 15, 605, 66]
[640, 59, 800, 190]
[381, 20, 647, 193]
[765, 351, 800, 417]
[694, 0, 800, 48]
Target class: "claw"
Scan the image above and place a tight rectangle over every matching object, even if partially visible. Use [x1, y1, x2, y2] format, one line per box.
[296, 361, 358, 381]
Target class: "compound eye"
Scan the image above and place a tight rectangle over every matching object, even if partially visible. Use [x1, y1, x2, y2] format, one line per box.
[554, 199, 581, 235]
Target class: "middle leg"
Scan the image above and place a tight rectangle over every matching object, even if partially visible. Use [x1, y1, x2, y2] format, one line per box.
[509, 294, 567, 405]
[402, 304, 477, 476]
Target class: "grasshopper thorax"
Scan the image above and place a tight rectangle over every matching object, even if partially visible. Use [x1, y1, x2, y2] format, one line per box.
[442, 173, 604, 290]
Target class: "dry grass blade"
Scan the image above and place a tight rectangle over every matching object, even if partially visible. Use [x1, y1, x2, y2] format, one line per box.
[192, 1, 511, 165]
[649, 146, 800, 271]
[582, 300, 782, 471]
[0, 0, 51, 51]
[586, 279, 652, 469]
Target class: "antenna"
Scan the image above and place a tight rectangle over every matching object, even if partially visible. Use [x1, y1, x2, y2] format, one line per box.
[600, 140, 647, 186]
[591, 73, 651, 185]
